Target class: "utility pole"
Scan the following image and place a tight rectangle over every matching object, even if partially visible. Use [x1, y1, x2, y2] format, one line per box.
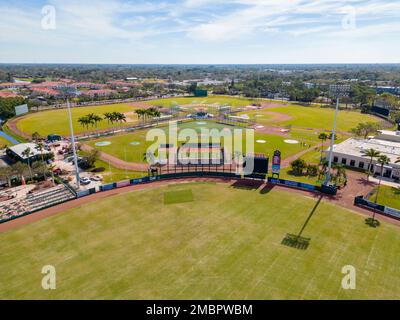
[324, 97, 339, 185]
[61, 86, 80, 189]
[67, 97, 80, 189]
[324, 84, 350, 186]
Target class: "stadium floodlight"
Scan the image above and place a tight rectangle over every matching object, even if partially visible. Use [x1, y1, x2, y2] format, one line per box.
[59, 86, 81, 189]
[324, 84, 351, 186]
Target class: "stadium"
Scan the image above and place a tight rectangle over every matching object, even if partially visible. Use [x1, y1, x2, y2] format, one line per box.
[1, 95, 399, 300]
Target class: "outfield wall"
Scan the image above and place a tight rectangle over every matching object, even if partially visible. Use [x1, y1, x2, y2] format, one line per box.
[354, 196, 400, 220]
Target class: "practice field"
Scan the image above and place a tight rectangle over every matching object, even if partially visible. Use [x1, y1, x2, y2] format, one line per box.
[147, 95, 262, 108]
[240, 105, 381, 132]
[86, 120, 315, 163]
[15, 103, 139, 137]
[1, 182, 400, 299]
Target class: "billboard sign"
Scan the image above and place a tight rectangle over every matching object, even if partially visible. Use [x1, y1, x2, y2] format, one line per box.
[272, 150, 281, 175]
[15, 104, 29, 116]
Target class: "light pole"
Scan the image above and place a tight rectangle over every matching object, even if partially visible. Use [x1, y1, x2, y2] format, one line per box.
[324, 84, 350, 186]
[61, 86, 80, 189]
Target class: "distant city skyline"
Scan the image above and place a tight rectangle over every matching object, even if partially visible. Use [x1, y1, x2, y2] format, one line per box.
[1, 0, 399, 64]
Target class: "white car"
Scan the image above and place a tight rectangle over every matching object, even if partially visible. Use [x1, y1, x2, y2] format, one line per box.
[90, 175, 103, 182]
[79, 177, 91, 185]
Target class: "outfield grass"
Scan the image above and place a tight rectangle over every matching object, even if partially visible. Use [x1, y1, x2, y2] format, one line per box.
[369, 185, 400, 209]
[86, 120, 316, 163]
[241, 105, 380, 132]
[1, 182, 400, 299]
[16, 103, 139, 137]
[93, 160, 145, 184]
[147, 95, 262, 108]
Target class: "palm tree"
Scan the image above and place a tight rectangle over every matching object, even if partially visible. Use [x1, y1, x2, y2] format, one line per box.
[78, 116, 89, 131]
[362, 148, 381, 180]
[332, 163, 347, 186]
[32, 131, 41, 143]
[22, 147, 34, 181]
[35, 142, 47, 179]
[134, 109, 143, 122]
[104, 112, 113, 127]
[114, 112, 126, 128]
[318, 132, 328, 162]
[370, 155, 391, 222]
[91, 114, 102, 129]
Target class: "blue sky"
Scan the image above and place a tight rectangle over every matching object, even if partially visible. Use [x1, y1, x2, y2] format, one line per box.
[1, 0, 399, 64]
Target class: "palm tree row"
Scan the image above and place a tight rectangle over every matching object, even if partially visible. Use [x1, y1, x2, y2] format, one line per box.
[103, 112, 127, 129]
[134, 107, 161, 123]
[78, 113, 103, 130]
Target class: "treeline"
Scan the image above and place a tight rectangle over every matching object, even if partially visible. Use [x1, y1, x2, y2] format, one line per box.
[0, 96, 26, 121]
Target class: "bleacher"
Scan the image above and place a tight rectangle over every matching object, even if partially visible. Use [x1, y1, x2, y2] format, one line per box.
[0, 185, 76, 223]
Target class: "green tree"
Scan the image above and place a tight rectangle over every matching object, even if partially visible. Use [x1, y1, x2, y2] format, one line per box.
[362, 148, 381, 180]
[318, 132, 329, 162]
[290, 158, 307, 175]
[21, 147, 34, 181]
[32, 131, 41, 143]
[351, 122, 381, 139]
[0, 166, 13, 187]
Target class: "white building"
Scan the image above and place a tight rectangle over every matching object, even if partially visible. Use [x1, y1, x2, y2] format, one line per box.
[327, 130, 400, 180]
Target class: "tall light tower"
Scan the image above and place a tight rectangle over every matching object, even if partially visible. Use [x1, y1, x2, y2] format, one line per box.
[324, 84, 350, 186]
[60, 86, 81, 189]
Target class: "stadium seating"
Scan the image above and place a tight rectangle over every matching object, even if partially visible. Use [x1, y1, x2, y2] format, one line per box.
[0, 185, 76, 222]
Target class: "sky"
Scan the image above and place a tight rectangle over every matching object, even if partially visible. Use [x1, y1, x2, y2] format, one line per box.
[1, 0, 399, 64]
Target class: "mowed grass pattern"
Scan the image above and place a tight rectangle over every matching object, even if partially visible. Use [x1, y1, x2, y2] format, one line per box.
[164, 189, 194, 204]
[1, 183, 400, 299]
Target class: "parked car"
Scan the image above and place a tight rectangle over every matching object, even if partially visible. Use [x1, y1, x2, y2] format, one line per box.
[90, 175, 102, 182]
[79, 177, 91, 185]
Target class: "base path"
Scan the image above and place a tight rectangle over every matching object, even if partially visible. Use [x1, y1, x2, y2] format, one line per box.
[81, 144, 149, 171]
[0, 172, 396, 234]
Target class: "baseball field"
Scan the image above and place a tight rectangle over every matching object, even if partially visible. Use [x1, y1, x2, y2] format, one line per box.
[239, 105, 381, 132]
[14, 103, 139, 137]
[86, 120, 316, 163]
[1, 181, 400, 299]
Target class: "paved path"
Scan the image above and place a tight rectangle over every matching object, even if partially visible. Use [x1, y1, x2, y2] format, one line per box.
[81, 144, 149, 171]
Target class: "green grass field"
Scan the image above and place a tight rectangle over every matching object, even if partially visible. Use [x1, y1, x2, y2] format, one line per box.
[13, 96, 264, 139]
[369, 185, 400, 209]
[0, 136, 11, 148]
[148, 95, 261, 108]
[86, 120, 316, 163]
[92, 160, 145, 184]
[241, 105, 380, 132]
[16, 103, 139, 137]
[1, 182, 400, 299]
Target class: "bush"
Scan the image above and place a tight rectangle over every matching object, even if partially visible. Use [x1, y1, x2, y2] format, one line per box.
[91, 167, 105, 173]
[290, 159, 307, 175]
